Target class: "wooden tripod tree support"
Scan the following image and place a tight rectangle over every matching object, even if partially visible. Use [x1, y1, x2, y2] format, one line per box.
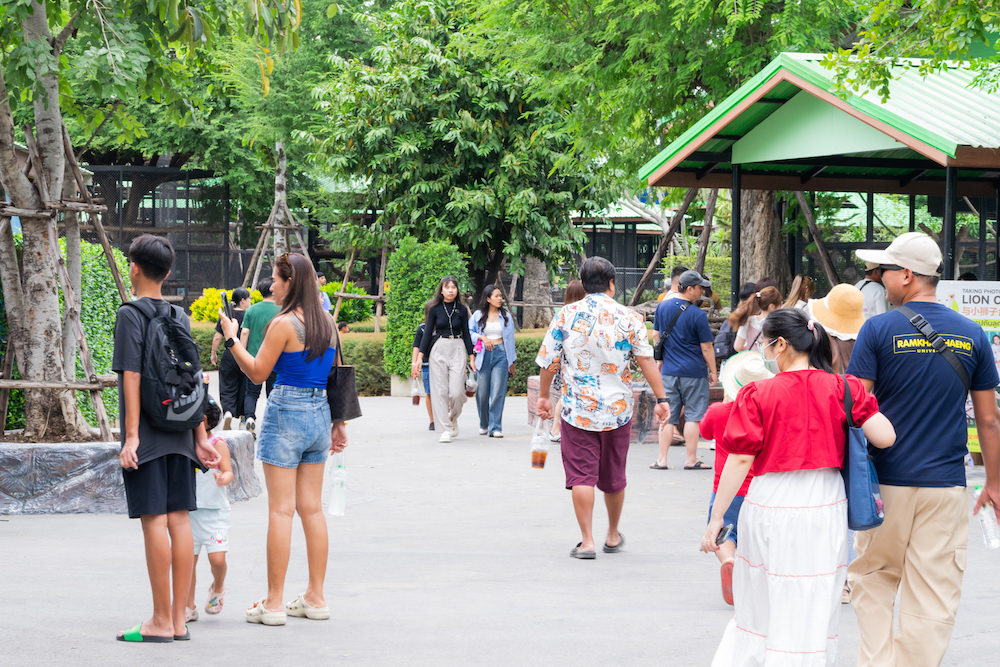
[794, 191, 840, 286]
[628, 188, 700, 306]
[1, 124, 121, 440]
[242, 142, 311, 290]
[332, 248, 356, 323]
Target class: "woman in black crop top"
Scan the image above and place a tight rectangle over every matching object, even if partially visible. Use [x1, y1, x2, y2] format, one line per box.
[412, 276, 475, 443]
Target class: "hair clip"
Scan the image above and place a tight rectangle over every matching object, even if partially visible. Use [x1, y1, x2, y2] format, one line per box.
[755, 291, 762, 298]
[806, 320, 815, 331]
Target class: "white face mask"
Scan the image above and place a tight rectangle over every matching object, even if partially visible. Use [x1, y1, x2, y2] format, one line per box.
[760, 339, 781, 374]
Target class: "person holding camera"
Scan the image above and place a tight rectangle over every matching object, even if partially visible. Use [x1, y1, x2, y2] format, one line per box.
[651, 270, 716, 471]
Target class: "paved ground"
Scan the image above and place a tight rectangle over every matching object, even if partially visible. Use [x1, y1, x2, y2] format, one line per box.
[2, 388, 999, 665]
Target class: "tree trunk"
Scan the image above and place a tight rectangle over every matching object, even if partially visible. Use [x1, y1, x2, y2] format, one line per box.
[521, 256, 554, 328]
[271, 141, 289, 256]
[694, 189, 718, 275]
[740, 189, 790, 293]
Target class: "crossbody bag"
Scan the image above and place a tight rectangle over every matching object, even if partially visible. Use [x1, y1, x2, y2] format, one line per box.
[653, 302, 690, 361]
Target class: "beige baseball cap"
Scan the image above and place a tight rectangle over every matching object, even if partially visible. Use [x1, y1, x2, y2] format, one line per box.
[864, 261, 880, 271]
[856, 232, 942, 276]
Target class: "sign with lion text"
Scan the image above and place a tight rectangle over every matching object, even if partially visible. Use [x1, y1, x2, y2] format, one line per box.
[936, 280, 1000, 454]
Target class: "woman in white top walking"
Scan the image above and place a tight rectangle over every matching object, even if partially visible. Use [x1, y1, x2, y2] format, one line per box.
[469, 284, 517, 437]
[730, 286, 781, 352]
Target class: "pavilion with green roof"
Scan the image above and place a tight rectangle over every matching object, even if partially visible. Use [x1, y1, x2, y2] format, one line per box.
[639, 52, 1000, 305]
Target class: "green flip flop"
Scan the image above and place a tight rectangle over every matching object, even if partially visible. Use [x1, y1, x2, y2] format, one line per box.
[116, 623, 174, 643]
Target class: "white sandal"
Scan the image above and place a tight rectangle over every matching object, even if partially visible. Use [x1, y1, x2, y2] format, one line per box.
[285, 594, 330, 620]
[245, 598, 286, 626]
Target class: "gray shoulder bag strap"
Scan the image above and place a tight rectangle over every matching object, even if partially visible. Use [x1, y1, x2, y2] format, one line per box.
[895, 305, 970, 393]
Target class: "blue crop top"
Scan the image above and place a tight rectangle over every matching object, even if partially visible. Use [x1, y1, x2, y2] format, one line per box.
[273, 347, 337, 388]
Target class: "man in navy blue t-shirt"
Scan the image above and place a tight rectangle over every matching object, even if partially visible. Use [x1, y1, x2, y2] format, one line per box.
[846, 232, 1000, 666]
[651, 270, 716, 470]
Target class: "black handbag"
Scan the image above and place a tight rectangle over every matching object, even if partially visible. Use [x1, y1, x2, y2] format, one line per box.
[327, 331, 362, 422]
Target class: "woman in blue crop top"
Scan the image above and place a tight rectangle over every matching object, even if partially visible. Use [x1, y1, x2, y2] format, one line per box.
[218, 252, 345, 626]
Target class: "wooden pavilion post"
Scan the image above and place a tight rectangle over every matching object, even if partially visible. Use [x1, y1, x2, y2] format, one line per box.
[627, 187, 699, 306]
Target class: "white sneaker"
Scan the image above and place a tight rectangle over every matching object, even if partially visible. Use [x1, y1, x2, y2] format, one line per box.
[223, 411, 233, 430]
[246, 417, 256, 434]
[439, 432, 452, 443]
[238, 416, 246, 430]
[449, 426, 459, 438]
[490, 431, 503, 438]
[479, 428, 488, 435]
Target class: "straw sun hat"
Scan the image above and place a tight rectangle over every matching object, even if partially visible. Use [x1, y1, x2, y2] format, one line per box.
[807, 284, 866, 341]
[720, 351, 775, 401]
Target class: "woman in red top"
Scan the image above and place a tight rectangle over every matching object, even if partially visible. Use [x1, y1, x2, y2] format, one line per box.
[701, 308, 895, 666]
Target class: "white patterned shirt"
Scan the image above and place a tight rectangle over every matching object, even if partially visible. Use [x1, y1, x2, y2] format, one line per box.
[535, 293, 653, 431]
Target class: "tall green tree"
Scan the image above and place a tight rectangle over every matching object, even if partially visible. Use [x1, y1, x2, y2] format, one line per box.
[0, 1, 299, 440]
[305, 0, 603, 297]
[476, 0, 863, 288]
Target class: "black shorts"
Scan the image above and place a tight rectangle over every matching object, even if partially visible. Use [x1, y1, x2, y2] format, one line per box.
[122, 453, 197, 519]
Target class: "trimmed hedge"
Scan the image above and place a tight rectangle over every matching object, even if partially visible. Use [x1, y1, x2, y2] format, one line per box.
[384, 236, 470, 377]
[321, 280, 371, 324]
[508, 336, 545, 395]
[341, 336, 390, 396]
[662, 254, 732, 304]
[191, 322, 218, 372]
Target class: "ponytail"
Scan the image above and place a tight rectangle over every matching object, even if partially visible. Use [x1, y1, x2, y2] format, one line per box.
[761, 307, 834, 373]
[728, 285, 782, 328]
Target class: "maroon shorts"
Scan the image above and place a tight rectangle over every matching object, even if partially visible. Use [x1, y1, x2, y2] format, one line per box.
[560, 420, 631, 493]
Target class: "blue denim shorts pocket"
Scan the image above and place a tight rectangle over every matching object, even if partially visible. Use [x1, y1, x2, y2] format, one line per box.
[257, 388, 331, 468]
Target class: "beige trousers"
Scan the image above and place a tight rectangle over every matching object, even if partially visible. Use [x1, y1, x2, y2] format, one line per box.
[429, 338, 468, 434]
[848, 485, 968, 667]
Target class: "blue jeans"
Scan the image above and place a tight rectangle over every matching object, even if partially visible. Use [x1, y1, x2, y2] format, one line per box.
[476, 343, 509, 433]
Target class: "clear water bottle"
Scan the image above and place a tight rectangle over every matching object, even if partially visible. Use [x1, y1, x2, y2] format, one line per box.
[329, 452, 347, 517]
[973, 484, 1000, 549]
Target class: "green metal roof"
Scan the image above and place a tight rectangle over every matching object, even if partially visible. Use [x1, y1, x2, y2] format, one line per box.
[639, 53, 1000, 196]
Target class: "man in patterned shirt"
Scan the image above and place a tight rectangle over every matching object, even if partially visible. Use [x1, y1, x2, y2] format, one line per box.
[536, 256, 670, 559]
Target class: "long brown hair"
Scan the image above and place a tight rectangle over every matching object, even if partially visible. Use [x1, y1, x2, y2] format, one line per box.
[564, 279, 586, 305]
[784, 274, 816, 307]
[729, 286, 782, 328]
[275, 253, 333, 362]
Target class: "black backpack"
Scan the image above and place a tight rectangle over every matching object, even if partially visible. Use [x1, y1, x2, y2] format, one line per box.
[120, 299, 209, 432]
[713, 320, 738, 360]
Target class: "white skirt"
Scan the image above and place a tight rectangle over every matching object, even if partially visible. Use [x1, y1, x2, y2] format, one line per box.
[712, 468, 848, 667]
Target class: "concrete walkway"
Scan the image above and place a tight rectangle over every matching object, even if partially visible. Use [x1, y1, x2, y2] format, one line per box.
[2, 392, 998, 665]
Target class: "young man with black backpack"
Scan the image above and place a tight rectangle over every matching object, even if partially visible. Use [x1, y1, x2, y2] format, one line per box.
[113, 234, 219, 643]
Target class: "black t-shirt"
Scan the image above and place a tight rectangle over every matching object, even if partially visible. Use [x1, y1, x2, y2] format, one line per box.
[215, 309, 246, 359]
[413, 322, 434, 367]
[420, 301, 474, 357]
[112, 298, 198, 466]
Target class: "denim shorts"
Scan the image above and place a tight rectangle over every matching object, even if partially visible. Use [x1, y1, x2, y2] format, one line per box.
[707, 492, 745, 545]
[256, 385, 332, 468]
[421, 364, 431, 394]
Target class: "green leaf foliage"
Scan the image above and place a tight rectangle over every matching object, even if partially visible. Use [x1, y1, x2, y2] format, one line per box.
[305, 0, 603, 288]
[823, 1, 1000, 99]
[321, 280, 372, 324]
[662, 254, 733, 308]
[383, 236, 469, 377]
[475, 0, 862, 187]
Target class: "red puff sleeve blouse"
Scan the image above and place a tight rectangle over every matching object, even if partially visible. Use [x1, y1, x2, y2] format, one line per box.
[700, 401, 753, 496]
[724, 370, 879, 477]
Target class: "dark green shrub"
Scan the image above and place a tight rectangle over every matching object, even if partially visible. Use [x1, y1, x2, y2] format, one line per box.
[341, 337, 390, 396]
[73, 239, 133, 427]
[508, 335, 545, 395]
[190, 324, 218, 372]
[322, 280, 372, 324]
[384, 237, 470, 377]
